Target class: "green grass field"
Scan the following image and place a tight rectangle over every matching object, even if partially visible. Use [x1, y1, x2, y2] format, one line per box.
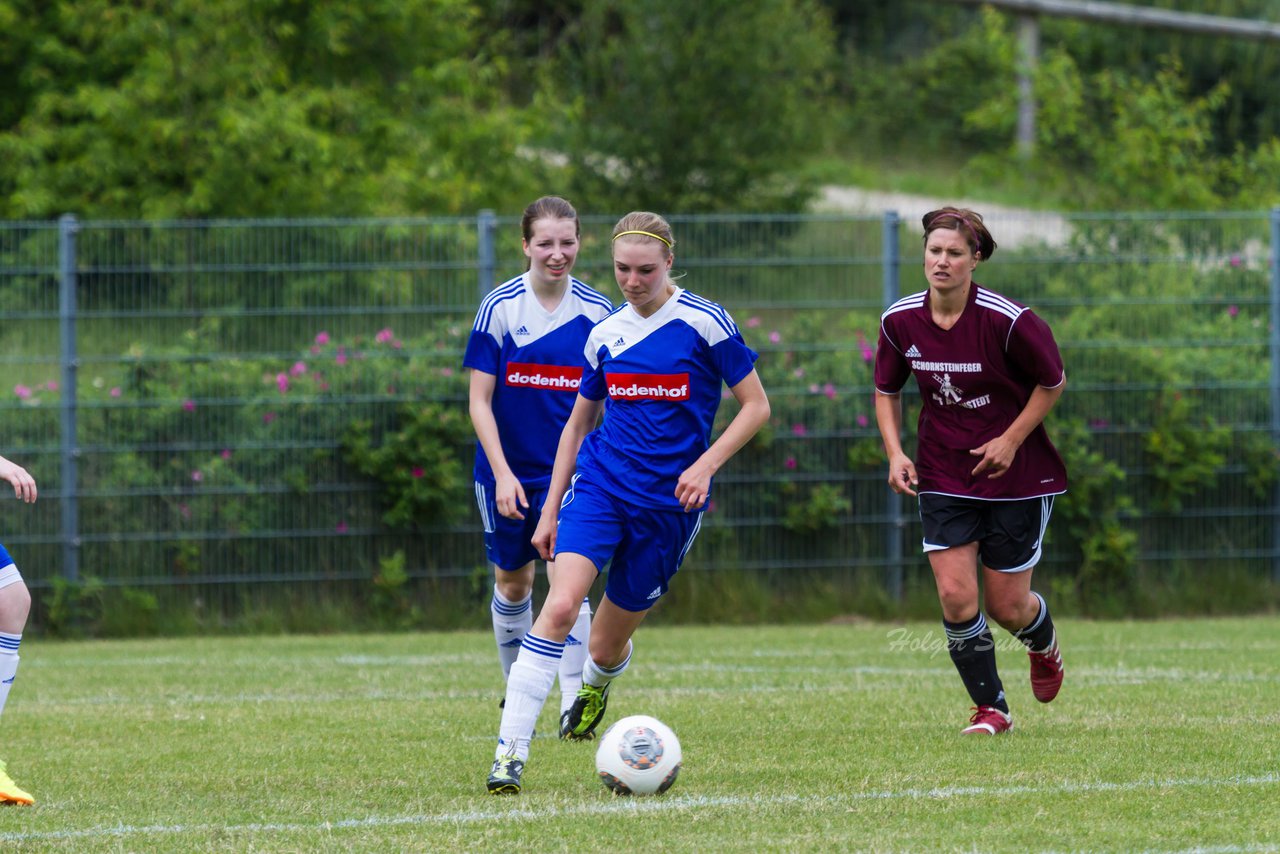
[0, 617, 1277, 852]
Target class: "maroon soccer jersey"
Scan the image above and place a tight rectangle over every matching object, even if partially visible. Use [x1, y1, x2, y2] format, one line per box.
[875, 283, 1067, 500]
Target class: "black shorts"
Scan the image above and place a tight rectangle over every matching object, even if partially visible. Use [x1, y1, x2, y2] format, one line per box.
[918, 494, 1056, 572]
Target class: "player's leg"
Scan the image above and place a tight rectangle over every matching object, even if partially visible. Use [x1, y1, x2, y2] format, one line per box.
[476, 481, 538, 693]
[561, 506, 701, 741]
[982, 496, 1063, 703]
[921, 495, 1011, 734]
[930, 545, 1012, 734]
[0, 560, 33, 805]
[488, 552, 598, 794]
[488, 472, 619, 792]
[492, 561, 535, 683]
[547, 557, 592, 716]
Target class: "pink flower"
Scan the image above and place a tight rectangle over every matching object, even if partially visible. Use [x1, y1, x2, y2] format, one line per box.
[784, 457, 797, 470]
[856, 414, 869, 428]
[262, 411, 277, 424]
[179, 503, 191, 519]
[790, 423, 807, 437]
[375, 328, 394, 344]
[336, 348, 348, 366]
[276, 373, 289, 393]
[746, 316, 761, 328]
[13, 385, 31, 400]
[412, 467, 425, 479]
[392, 340, 403, 350]
[310, 345, 321, 355]
[768, 331, 782, 344]
[221, 449, 232, 460]
[439, 367, 454, 378]
[793, 367, 805, 378]
[1230, 255, 1242, 268]
[1227, 305, 1239, 317]
[808, 384, 820, 394]
[46, 380, 58, 392]
[182, 399, 196, 412]
[860, 344, 874, 363]
[336, 520, 349, 534]
[191, 470, 203, 482]
[290, 361, 307, 376]
[109, 387, 122, 398]
[823, 383, 837, 400]
[315, 331, 331, 346]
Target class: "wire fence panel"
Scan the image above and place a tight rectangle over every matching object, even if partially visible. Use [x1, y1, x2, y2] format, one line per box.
[0, 210, 1276, 622]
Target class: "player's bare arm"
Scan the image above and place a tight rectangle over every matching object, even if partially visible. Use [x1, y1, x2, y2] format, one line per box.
[468, 368, 529, 519]
[875, 390, 918, 497]
[532, 394, 603, 560]
[970, 380, 1065, 478]
[674, 370, 770, 513]
[0, 456, 36, 503]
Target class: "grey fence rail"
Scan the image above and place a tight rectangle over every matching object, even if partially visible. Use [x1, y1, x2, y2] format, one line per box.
[1, 209, 1278, 616]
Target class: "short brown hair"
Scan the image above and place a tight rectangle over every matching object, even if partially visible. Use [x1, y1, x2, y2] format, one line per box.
[923, 207, 997, 260]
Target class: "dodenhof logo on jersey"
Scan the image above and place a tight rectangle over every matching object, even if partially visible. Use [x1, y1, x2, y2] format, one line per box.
[505, 362, 582, 391]
[606, 372, 691, 401]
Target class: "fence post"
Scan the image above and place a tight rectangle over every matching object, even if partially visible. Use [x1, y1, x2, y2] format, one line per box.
[1271, 206, 1280, 584]
[881, 211, 903, 601]
[477, 209, 497, 299]
[58, 214, 80, 583]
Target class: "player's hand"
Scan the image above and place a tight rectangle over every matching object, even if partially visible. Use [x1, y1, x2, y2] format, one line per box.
[887, 452, 918, 497]
[674, 463, 713, 513]
[532, 510, 556, 561]
[494, 473, 527, 520]
[969, 435, 1018, 479]
[0, 457, 36, 503]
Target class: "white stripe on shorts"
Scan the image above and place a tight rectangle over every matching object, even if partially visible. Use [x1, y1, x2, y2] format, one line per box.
[0, 564, 22, 589]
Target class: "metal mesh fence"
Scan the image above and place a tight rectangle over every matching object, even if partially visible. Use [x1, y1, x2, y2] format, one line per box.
[0, 210, 1276, 621]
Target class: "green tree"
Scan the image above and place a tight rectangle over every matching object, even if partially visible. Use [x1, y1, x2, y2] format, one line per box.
[537, 0, 838, 213]
[0, 0, 543, 219]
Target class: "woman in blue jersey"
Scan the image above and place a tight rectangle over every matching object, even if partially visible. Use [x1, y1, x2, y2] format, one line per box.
[874, 207, 1067, 737]
[0, 454, 38, 805]
[463, 196, 613, 725]
[485, 211, 771, 794]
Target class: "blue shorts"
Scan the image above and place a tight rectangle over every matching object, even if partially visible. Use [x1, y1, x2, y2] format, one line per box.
[553, 473, 703, 612]
[474, 482, 549, 571]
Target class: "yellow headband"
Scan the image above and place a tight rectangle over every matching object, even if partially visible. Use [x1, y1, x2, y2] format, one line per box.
[612, 229, 672, 249]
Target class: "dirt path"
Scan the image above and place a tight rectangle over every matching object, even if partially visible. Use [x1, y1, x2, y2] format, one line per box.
[815, 187, 1072, 249]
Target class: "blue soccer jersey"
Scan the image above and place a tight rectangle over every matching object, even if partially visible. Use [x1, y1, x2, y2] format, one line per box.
[463, 273, 614, 488]
[575, 287, 758, 511]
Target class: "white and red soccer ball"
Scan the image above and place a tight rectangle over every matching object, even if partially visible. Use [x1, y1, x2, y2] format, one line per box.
[595, 715, 682, 796]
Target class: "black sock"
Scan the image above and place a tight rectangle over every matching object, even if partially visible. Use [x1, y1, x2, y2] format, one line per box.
[1013, 592, 1056, 653]
[944, 613, 1008, 713]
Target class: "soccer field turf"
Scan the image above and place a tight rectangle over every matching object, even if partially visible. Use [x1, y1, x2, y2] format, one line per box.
[0, 617, 1277, 852]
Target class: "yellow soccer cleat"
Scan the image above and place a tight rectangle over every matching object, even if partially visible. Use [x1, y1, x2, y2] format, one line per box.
[0, 760, 34, 805]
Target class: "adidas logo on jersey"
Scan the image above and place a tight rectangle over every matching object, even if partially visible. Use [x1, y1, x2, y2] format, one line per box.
[905, 344, 922, 358]
[499, 637, 524, 648]
[612, 336, 626, 348]
[514, 325, 530, 336]
[647, 586, 662, 600]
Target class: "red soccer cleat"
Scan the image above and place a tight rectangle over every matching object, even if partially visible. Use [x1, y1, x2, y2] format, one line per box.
[961, 705, 1013, 736]
[1028, 636, 1064, 703]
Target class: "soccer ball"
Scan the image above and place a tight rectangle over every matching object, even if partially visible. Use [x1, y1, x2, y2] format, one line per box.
[594, 714, 682, 796]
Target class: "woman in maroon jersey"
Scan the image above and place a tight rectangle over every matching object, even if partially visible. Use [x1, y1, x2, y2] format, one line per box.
[874, 207, 1066, 736]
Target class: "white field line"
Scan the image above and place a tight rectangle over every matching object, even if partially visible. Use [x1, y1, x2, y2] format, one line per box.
[2, 772, 1276, 845]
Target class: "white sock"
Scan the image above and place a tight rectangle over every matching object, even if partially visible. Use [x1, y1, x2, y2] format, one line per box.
[558, 598, 593, 714]
[496, 634, 563, 762]
[0, 633, 20, 718]
[583, 639, 632, 689]
[491, 586, 532, 681]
